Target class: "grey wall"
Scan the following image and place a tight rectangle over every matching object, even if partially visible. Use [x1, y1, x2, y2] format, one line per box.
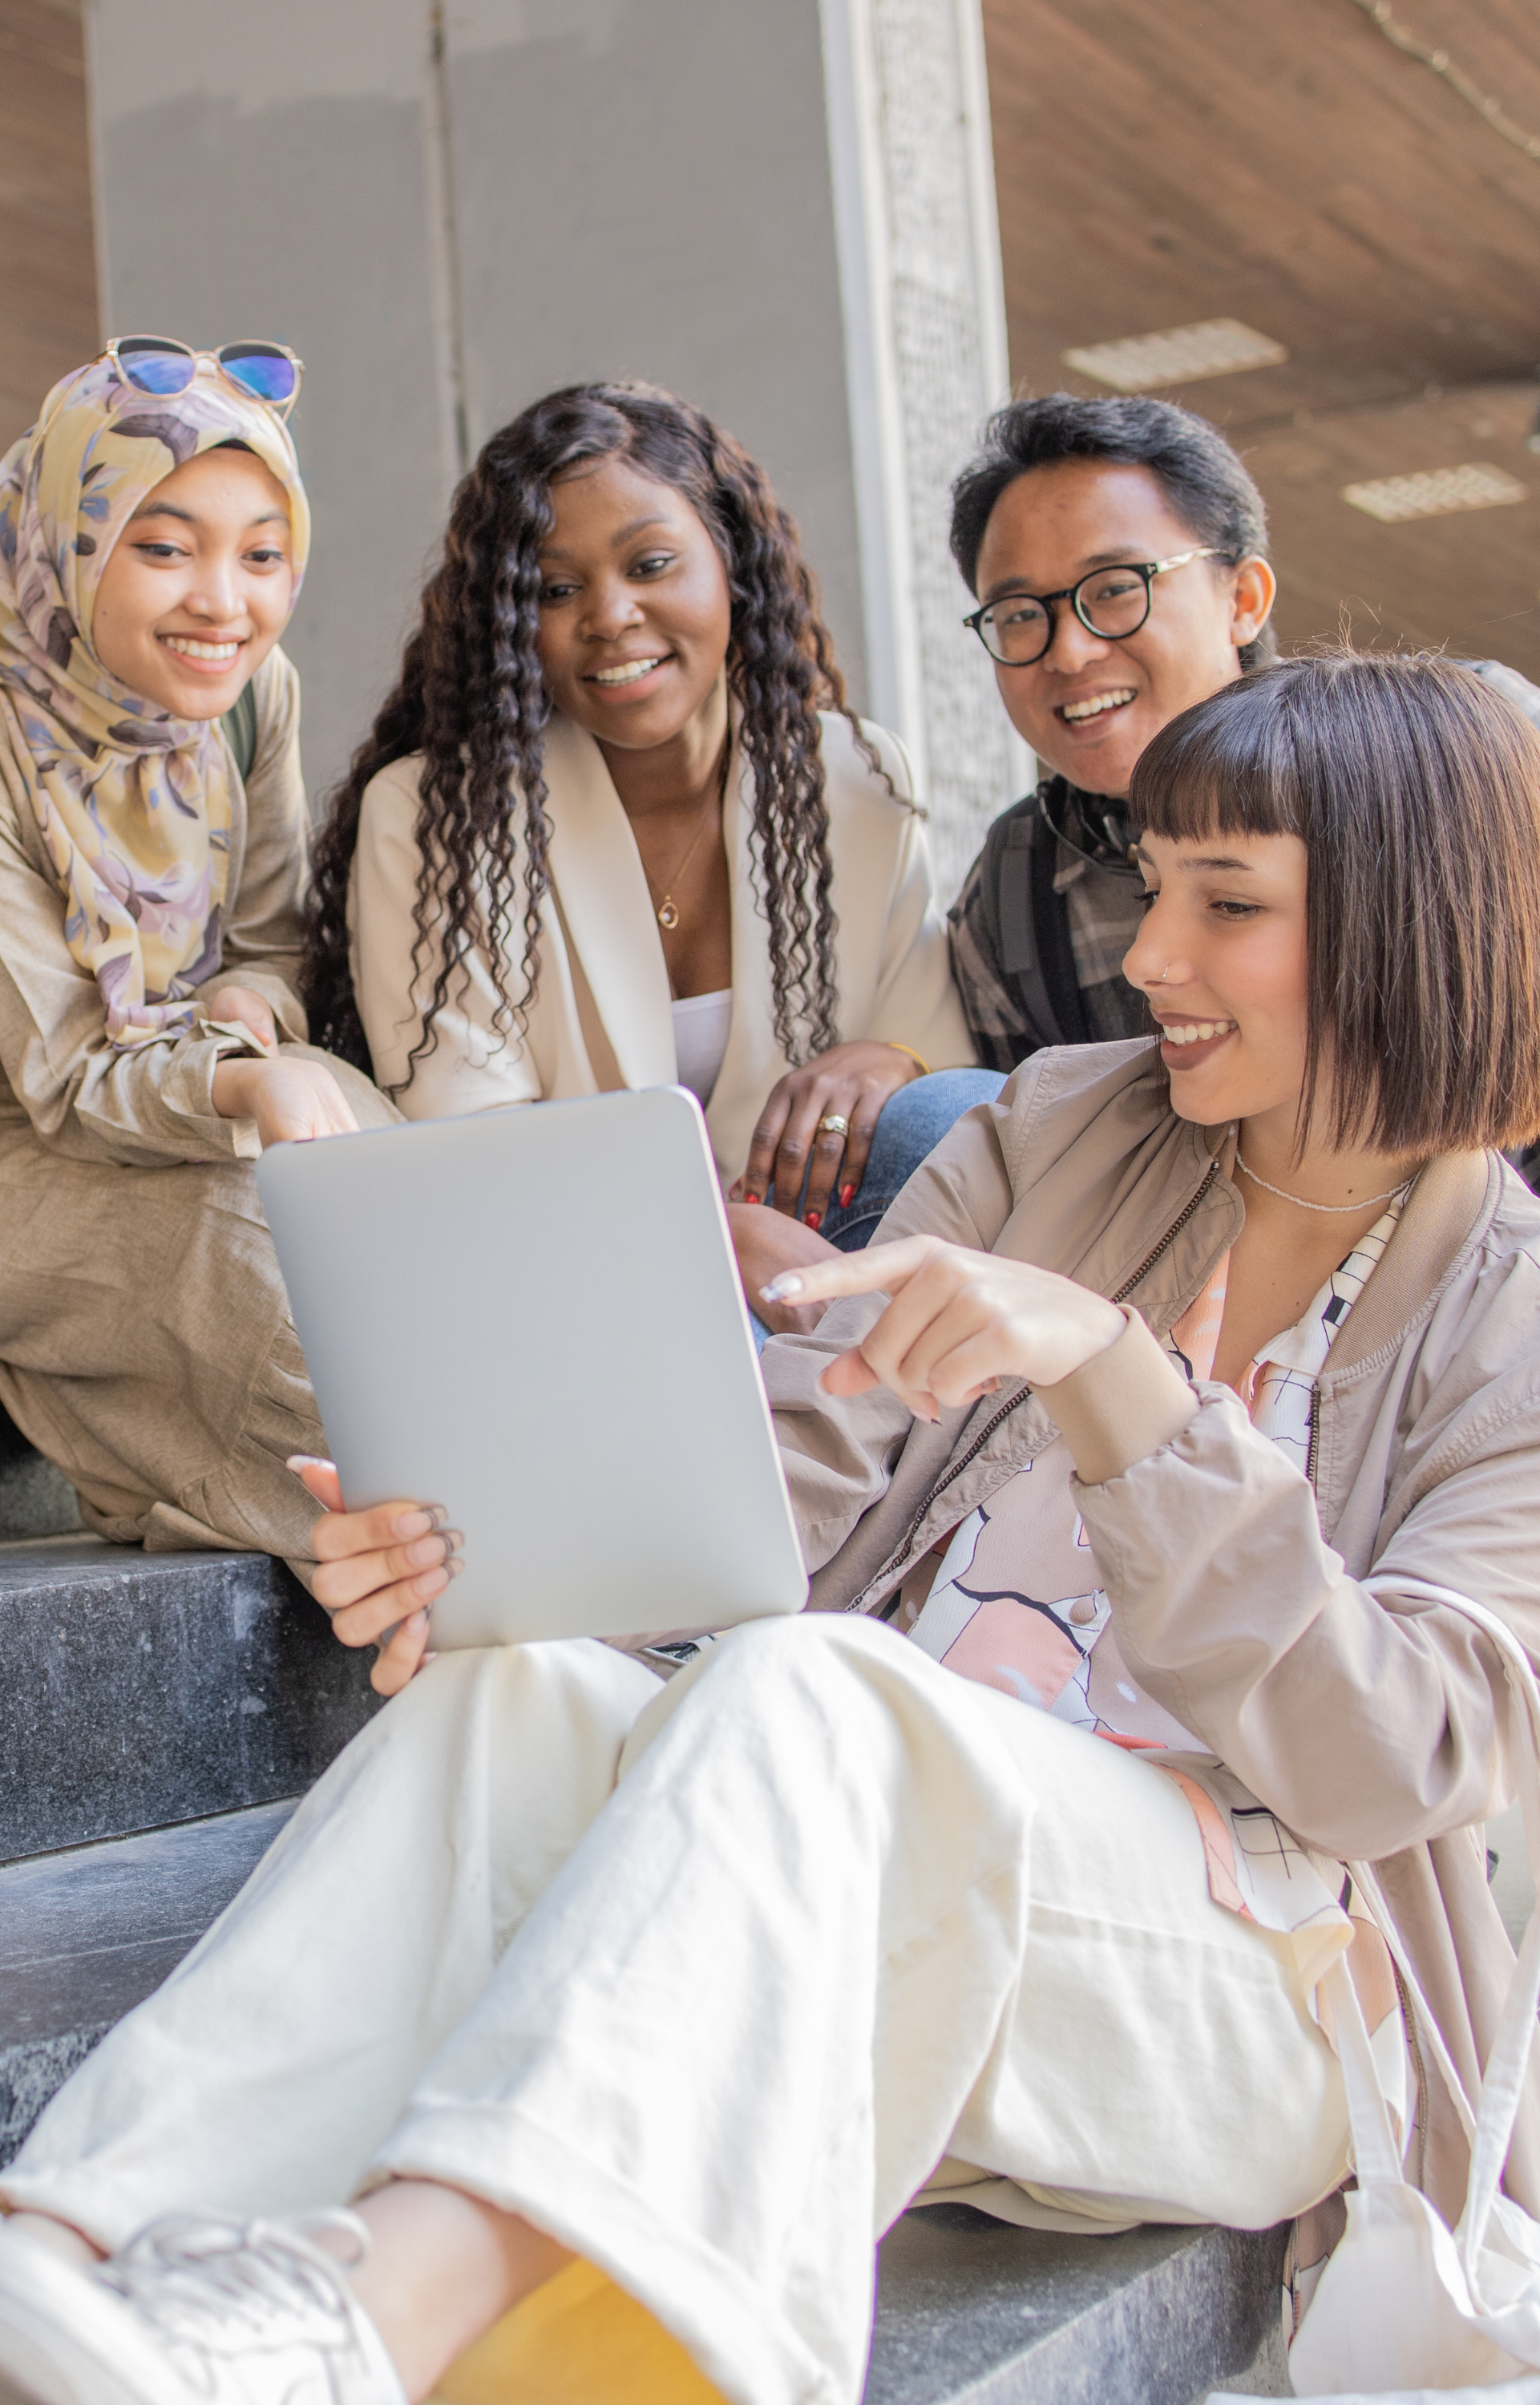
[87, 0, 455, 810]
[86, 0, 866, 810]
[444, 0, 864, 695]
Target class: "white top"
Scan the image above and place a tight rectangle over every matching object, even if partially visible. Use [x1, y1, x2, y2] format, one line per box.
[670, 988, 734, 1108]
[348, 709, 976, 1185]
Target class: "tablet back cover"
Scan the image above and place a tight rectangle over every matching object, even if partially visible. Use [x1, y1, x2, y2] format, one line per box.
[257, 1088, 807, 1645]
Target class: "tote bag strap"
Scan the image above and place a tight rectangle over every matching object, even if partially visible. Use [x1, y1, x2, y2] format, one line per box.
[1348, 1856, 1479, 2147]
[1323, 1947, 1409, 2191]
[1357, 1578, 1540, 2274]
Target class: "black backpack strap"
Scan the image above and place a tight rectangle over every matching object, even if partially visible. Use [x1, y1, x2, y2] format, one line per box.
[220, 680, 259, 784]
[1029, 798, 1092, 1046]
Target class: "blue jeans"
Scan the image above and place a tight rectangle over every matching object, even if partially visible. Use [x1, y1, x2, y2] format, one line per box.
[749, 1067, 1006, 1351]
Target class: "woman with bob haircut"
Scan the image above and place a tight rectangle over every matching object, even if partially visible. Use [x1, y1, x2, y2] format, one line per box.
[6, 653, 1540, 2405]
[303, 381, 982, 1328]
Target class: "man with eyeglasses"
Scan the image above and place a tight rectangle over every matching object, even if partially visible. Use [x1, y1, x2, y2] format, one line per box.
[946, 394, 1277, 1070]
[947, 393, 1540, 1085]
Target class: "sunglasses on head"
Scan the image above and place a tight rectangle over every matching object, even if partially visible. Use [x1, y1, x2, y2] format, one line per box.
[105, 337, 304, 419]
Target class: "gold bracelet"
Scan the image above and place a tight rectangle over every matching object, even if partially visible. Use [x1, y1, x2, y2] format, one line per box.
[886, 1041, 930, 1077]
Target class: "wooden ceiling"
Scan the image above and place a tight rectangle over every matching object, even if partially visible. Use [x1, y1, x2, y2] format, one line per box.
[981, 0, 1540, 677]
[4, 1, 1538, 673]
[0, 0, 97, 451]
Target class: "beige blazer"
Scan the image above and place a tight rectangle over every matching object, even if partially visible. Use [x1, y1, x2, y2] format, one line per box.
[350, 709, 976, 1182]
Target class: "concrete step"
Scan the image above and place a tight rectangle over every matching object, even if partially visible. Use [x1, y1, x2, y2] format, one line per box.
[870, 2208, 1287, 2403]
[0, 1801, 295, 2169]
[0, 1535, 378, 1862]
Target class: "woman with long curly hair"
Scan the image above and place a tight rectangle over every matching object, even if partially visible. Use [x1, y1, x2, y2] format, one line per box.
[303, 382, 987, 1328]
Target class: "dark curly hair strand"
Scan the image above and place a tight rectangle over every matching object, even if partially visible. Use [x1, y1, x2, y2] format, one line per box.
[305, 382, 886, 1081]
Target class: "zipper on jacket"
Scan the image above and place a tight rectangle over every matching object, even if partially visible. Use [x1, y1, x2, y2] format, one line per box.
[1105, 1158, 1223, 1312]
[848, 1160, 1223, 1610]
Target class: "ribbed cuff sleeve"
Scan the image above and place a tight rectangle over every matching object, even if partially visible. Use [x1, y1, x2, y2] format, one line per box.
[1038, 1307, 1198, 1485]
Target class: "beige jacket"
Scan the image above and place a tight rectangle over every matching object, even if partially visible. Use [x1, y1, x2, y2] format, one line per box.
[0, 645, 311, 1166]
[0, 648, 394, 1562]
[350, 709, 976, 1183]
[763, 1038, 1540, 2220]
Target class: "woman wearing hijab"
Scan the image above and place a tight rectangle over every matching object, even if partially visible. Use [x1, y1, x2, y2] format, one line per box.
[0, 345, 393, 1563]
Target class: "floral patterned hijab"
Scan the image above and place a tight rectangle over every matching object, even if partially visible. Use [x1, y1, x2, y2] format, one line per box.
[0, 358, 311, 1046]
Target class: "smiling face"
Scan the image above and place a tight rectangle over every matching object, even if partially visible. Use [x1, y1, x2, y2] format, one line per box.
[972, 459, 1275, 799]
[1122, 829, 1310, 1130]
[534, 453, 734, 751]
[89, 447, 296, 719]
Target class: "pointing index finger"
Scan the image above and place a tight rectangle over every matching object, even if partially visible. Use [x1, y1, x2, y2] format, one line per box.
[759, 1235, 936, 1311]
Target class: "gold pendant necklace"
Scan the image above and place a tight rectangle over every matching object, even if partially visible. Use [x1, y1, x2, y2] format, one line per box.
[645, 746, 729, 931]
[653, 805, 709, 930]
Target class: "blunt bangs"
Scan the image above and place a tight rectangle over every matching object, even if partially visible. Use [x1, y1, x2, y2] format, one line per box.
[1130, 676, 1304, 847]
[1128, 655, 1540, 1158]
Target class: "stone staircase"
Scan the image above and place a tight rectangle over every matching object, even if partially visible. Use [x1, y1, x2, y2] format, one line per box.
[0, 1508, 382, 2168]
[0, 1418, 1288, 2401]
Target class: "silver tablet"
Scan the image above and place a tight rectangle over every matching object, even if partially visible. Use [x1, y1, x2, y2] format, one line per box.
[257, 1087, 807, 1647]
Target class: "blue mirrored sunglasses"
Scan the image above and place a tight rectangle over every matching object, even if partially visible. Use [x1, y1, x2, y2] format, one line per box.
[107, 337, 303, 418]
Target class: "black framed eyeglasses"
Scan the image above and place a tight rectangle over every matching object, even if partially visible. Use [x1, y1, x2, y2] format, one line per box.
[964, 547, 1223, 666]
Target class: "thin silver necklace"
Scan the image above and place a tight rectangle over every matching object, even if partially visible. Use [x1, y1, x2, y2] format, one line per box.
[1235, 1152, 1409, 1215]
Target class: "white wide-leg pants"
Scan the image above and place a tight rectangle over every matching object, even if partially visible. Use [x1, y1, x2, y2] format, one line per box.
[2, 1617, 1348, 2405]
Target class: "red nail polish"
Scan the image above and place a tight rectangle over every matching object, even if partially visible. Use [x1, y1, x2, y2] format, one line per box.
[839, 1184, 855, 1209]
[804, 1210, 822, 1231]
[744, 1192, 761, 1206]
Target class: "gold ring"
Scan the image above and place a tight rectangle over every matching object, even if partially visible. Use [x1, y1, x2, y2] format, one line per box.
[817, 1113, 851, 1138]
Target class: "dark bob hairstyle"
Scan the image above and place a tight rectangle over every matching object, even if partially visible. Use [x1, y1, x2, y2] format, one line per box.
[950, 392, 1276, 669]
[1130, 653, 1540, 1158]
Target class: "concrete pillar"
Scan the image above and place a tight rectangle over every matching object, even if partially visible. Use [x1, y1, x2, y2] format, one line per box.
[83, 0, 1018, 880]
[821, 0, 1027, 891]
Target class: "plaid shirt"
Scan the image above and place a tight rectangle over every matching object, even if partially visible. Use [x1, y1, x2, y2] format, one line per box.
[948, 778, 1149, 1072]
